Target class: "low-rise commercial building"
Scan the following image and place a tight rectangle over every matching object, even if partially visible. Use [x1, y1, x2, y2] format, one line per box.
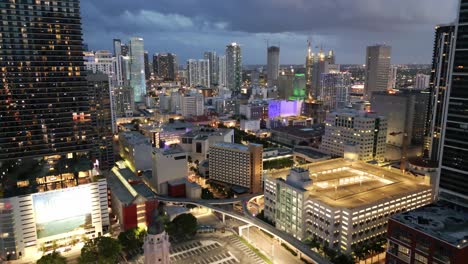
[264, 159, 432, 253]
[150, 145, 188, 195]
[119, 131, 153, 172]
[271, 124, 324, 147]
[180, 127, 234, 162]
[108, 163, 158, 231]
[209, 143, 263, 193]
[0, 169, 109, 260]
[386, 202, 468, 264]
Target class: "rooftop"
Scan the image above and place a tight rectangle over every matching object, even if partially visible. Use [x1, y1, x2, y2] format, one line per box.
[183, 127, 233, 139]
[119, 131, 151, 145]
[294, 147, 330, 159]
[267, 158, 431, 209]
[213, 142, 250, 152]
[154, 144, 186, 155]
[391, 201, 468, 248]
[107, 166, 155, 205]
[271, 124, 325, 138]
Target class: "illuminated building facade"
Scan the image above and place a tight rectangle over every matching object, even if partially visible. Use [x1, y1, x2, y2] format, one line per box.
[209, 143, 263, 193]
[278, 73, 306, 100]
[153, 53, 178, 81]
[87, 73, 115, 171]
[0, 0, 93, 161]
[0, 177, 109, 260]
[129, 37, 146, 103]
[438, 1, 468, 204]
[320, 109, 387, 162]
[264, 159, 432, 252]
[268, 100, 303, 119]
[424, 25, 455, 161]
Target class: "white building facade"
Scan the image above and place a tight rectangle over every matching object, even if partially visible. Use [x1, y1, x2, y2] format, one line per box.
[320, 109, 387, 162]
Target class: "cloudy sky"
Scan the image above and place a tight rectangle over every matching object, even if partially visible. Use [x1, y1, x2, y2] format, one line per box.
[81, 0, 458, 65]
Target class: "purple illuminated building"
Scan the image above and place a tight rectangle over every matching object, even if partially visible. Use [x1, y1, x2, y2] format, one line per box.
[268, 100, 303, 119]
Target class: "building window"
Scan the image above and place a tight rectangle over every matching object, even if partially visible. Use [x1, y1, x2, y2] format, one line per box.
[414, 253, 428, 264]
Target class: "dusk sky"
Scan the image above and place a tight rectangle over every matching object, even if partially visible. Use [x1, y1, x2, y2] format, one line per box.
[81, 0, 458, 65]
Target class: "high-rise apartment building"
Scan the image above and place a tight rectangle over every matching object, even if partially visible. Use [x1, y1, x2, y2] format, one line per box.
[267, 46, 280, 83]
[226, 43, 242, 93]
[0, 0, 93, 162]
[204, 51, 218, 86]
[153, 53, 178, 81]
[364, 45, 391, 98]
[87, 73, 115, 171]
[209, 143, 263, 193]
[0, 0, 109, 260]
[320, 109, 387, 162]
[312, 49, 338, 97]
[84, 50, 116, 77]
[371, 90, 429, 148]
[320, 72, 352, 110]
[414, 73, 430, 90]
[385, 8, 468, 263]
[438, 1, 468, 204]
[144, 51, 151, 80]
[218, 55, 227, 87]
[181, 93, 204, 117]
[387, 65, 398, 89]
[129, 37, 146, 103]
[425, 24, 455, 162]
[187, 59, 210, 87]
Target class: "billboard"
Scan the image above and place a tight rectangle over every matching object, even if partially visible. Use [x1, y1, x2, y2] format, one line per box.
[32, 186, 93, 239]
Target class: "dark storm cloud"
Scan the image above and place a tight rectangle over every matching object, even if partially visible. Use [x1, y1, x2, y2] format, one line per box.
[80, 0, 458, 64]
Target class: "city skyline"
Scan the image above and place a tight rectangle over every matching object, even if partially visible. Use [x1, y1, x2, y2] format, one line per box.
[81, 0, 457, 64]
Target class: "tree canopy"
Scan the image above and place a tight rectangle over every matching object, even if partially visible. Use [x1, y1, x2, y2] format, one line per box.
[37, 251, 67, 264]
[118, 227, 147, 253]
[78, 236, 122, 264]
[165, 213, 198, 239]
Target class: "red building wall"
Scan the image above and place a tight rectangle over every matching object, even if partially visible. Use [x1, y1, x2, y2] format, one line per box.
[145, 199, 159, 226]
[168, 183, 186, 197]
[122, 204, 137, 231]
[386, 219, 468, 264]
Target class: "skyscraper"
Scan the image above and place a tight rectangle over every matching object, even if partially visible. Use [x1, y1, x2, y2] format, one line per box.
[364, 45, 391, 98]
[144, 51, 151, 80]
[305, 40, 314, 91]
[204, 51, 218, 86]
[187, 59, 210, 88]
[425, 24, 455, 162]
[267, 46, 280, 83]
[320, 72, 352, 110]
[0, 0, 93, 162]
[438, 3, 468, 203]
[218, 55, 227, 87]
[87, 73, 115, 171]
[153, 53, 177, 81]
[226, 43, 242, 93]
[129, 37, 146, 103]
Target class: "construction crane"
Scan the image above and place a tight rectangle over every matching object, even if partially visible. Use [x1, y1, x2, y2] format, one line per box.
[389, 131, 409, 172]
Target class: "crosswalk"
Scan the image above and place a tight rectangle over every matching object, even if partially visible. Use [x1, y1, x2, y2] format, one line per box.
[226, 236, 266, 264]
